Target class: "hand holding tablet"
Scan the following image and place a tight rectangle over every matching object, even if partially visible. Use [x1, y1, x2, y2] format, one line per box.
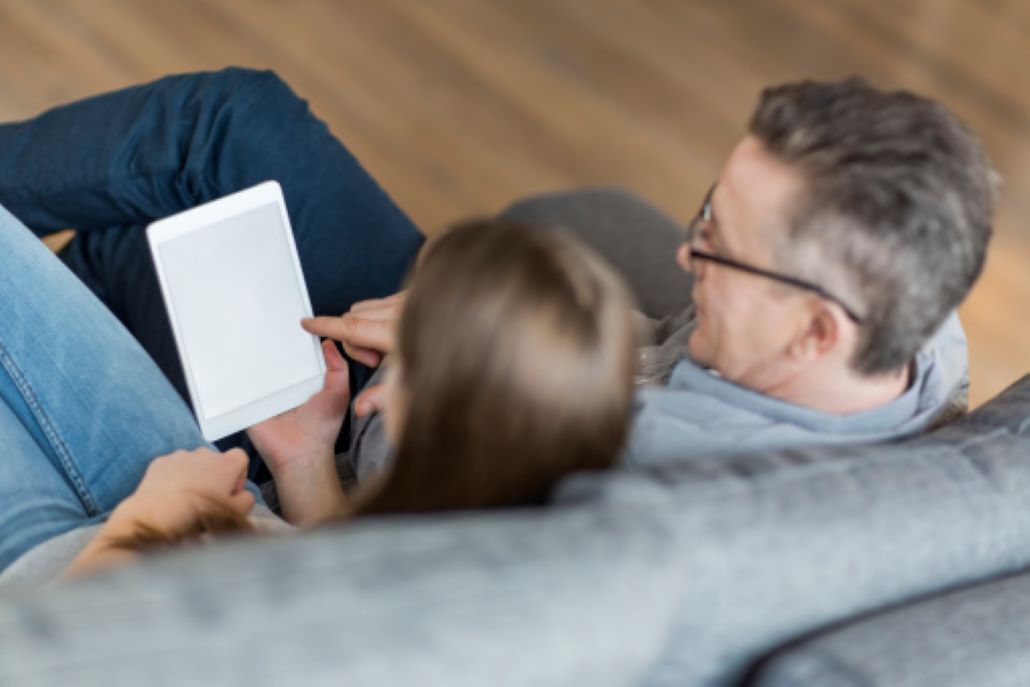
[147, 181, 326, 441]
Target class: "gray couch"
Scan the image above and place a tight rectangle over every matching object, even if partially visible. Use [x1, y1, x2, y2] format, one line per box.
[1, 189, 1027, 686]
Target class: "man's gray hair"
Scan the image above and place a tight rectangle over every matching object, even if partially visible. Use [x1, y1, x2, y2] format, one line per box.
[750, 77, 996, 376]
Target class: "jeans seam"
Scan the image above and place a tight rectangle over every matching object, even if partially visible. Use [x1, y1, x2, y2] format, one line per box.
[0, 346, 101, 517]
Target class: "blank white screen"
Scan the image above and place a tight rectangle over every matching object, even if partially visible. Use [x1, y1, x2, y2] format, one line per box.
[159, 204, 320, 419]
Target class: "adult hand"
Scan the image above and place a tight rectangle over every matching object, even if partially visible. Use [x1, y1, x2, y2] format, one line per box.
[64, 448, 254, 578]
[119, 447, 255, 535]
[246, 339, 351, 476]
[302, 290, 406, 367]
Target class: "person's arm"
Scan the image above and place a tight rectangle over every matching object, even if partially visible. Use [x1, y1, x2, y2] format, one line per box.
[63, 448, 255, 578]
[264, 449, 348, 527]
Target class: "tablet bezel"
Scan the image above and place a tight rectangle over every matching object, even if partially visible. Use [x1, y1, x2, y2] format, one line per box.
[147, 180, 325, 441]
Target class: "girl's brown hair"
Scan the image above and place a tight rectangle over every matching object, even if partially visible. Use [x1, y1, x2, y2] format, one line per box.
[109, 219, 636, 554]
[350, 218, 637, 516]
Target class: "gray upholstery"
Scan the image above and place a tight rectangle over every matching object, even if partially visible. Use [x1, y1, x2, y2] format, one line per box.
[575, 375, 1030, 686]
[0, 377, 1027, 686]
[749, 570, 1030, 687]
[502, 187, 693, 318]
[0, 502, 684, 687]
[0, 188, 1026, 686]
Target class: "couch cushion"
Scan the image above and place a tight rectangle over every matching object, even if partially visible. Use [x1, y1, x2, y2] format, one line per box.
[0, 499, 684, 686]
[555, 374, 1030, 686]
[0, 376, 1027, 686]
[747, 568, 1030, 687]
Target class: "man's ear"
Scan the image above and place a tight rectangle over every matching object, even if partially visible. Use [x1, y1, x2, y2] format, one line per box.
[788, 303, 840, 361]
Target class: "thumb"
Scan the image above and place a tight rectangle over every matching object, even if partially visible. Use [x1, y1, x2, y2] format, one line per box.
[354, 383, 388, 417]
[322, 341, 351, 392]
[229, 489, 256, 516]
[223, 448, 250, 494]
[319, 341, 352, 412]
[322, 339, 348, 372]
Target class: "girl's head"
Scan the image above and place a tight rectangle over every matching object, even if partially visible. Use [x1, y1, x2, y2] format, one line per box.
[100, 220, 636, 561]
[357, 218, 637, 515]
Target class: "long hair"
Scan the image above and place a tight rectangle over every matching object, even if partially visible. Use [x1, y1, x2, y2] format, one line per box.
[105, 220, 637, 557]
[350, 219, 637, 516]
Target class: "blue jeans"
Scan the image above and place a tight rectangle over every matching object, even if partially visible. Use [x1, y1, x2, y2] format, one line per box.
[0, 68, 423, 571]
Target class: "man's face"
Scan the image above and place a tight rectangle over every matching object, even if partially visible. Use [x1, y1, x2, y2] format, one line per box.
[677, 135, 808, 390]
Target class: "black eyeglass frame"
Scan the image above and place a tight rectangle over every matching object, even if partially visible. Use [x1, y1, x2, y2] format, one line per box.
[686, 185, 865, 325]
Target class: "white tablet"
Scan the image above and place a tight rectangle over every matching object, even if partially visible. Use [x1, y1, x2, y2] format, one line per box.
[147, 181, 325, 441]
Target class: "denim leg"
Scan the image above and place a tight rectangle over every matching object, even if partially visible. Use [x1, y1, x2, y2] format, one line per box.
[0, 205, 218, 571]
[0, 68, 424, 478]
[0, 402, 93, 572]
[0, 67, 424, 403]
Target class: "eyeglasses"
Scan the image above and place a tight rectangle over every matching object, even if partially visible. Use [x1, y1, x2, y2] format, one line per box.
[685, 185, 865, 325]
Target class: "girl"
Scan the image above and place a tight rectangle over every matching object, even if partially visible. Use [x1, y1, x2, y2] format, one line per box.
[4, 219, 636, 581]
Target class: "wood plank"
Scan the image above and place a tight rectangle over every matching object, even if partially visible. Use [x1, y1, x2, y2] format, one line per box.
[1, 0, 1025, 406]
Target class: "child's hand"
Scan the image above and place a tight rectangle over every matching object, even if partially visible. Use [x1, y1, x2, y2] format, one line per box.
[301, 290, 406, 367]
[246, 339, 350, 476]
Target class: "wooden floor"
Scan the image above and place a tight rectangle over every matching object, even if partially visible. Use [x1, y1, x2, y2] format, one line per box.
[0, 0, 1026, 405]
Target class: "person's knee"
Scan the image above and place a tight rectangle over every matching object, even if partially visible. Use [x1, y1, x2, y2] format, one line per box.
[199, 67, 307, 122]
[210, 66, 288, 94]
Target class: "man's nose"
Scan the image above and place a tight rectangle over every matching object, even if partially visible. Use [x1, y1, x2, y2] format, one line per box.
[676, 242, 691, 271]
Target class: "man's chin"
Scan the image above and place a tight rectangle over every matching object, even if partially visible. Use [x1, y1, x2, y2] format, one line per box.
[687, 329, 710, 366]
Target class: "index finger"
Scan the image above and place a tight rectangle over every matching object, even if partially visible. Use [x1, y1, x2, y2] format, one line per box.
[222, 448, 250, 494]
[301, 315, 351, 340]
[302, 315, 394, 354]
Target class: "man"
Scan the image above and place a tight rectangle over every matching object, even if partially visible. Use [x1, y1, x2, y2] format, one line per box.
[1, 70, 993, 480]
[306, 77, 995, 468]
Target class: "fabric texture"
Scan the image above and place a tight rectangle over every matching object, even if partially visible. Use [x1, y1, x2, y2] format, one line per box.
[0, 204, 224, 572]
[0, 376, 1027, 686]
[0, 501, 685, 687]
[626, 310, 968, 466]
[560, 375, 1030, 686]
[749, 569, 1030, 687]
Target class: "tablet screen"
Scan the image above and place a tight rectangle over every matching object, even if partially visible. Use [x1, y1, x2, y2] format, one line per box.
[158, 203, 321, 420]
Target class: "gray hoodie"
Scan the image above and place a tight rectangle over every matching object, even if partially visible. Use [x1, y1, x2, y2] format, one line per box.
[625, 310, 969, 466]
